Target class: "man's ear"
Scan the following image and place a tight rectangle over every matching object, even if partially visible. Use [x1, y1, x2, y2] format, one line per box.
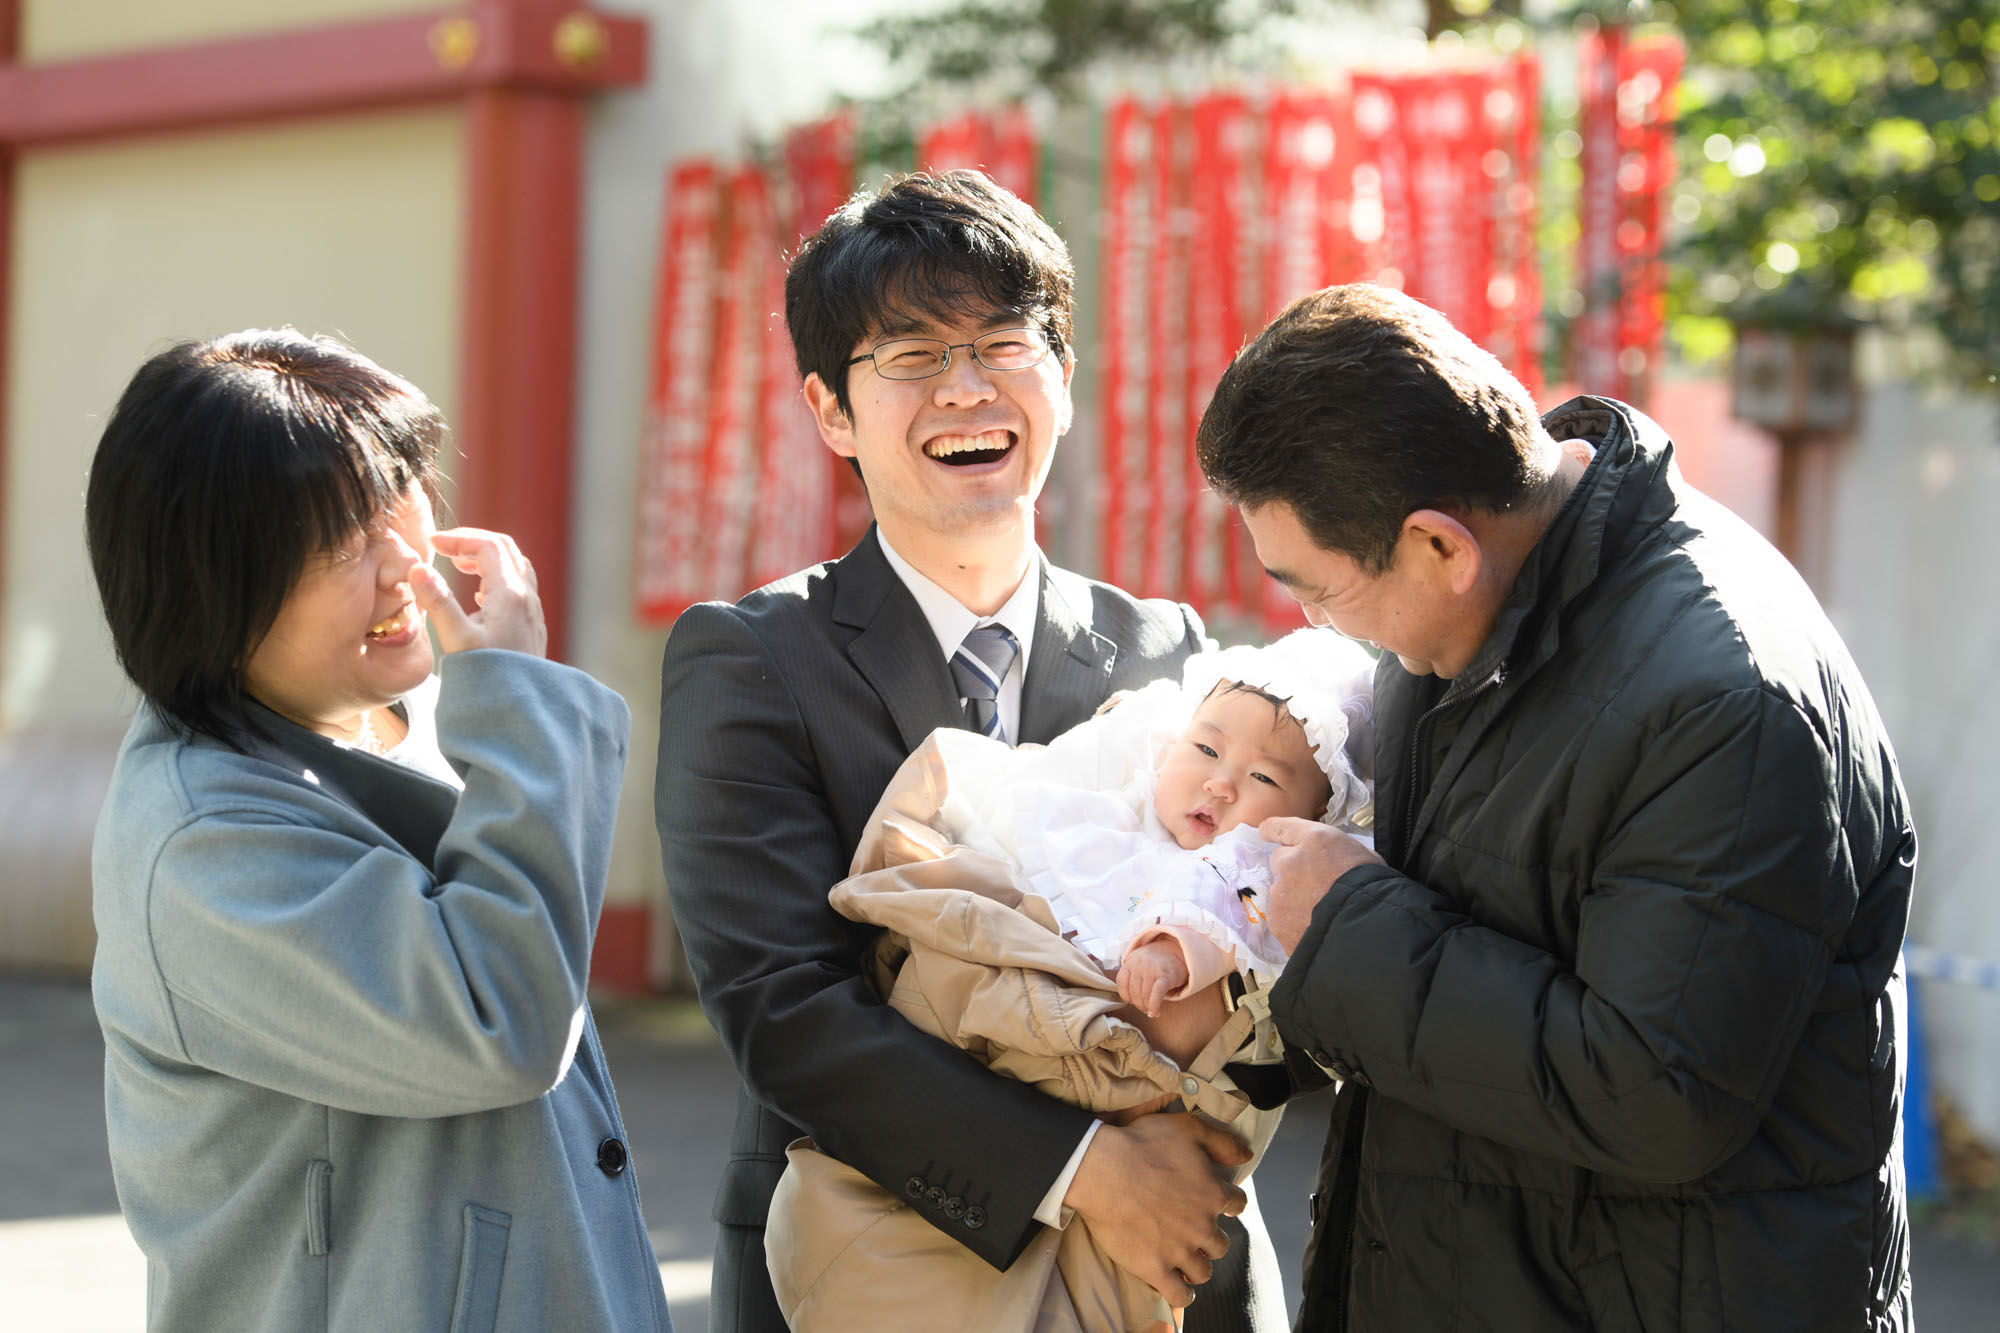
[1399, 508, 1481, 597]
[1054, 350, 1077, 437]
[802, 373, 856, 458]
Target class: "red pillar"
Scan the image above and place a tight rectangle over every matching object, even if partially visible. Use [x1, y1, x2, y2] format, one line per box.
[456, 82, 586, 659]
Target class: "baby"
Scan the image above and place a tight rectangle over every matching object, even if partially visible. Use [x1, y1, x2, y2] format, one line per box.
[1014, 629, 1375, 1069]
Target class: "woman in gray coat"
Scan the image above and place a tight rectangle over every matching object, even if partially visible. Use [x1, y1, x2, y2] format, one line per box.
[83, 330, 674, 1333]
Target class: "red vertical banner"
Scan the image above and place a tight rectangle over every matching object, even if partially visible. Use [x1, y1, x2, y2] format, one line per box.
[1617, 36, 1682, 406]
[919, 111, 987, 174]
[747, 117, 855, 587]
[1575, 24, 1626, 397]
[700, 166, 773, 603]
[1316, 90, 1366, 289]
[1349, 74, 1418, 296]
[1261, 90, 1339, 321]
[1486, 53, 1543, 397]
[785, 115, 873, 553]
[987, 104, 1039, 205]
[635, 160, 722, 625]
[1257, 91, 1347, 633]
[1577, 27, 1680, 405]
[1143, 100, 1194, 601]
[1099, 97, 1156, 594]
[1185, 92, 1250, 620]
[1392, 69, 1494, 344]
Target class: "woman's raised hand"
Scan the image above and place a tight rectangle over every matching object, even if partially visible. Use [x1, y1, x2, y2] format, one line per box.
[413, 528, 547, 659]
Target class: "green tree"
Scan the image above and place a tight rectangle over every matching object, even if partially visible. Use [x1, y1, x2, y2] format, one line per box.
[1646, 0, 2000, 392]
[850, 0, 1516, 104]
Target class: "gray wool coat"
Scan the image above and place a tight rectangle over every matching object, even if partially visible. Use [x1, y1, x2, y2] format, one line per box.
[91, 650, 674, 1333]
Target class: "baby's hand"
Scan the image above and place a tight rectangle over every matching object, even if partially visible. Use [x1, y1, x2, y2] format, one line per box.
[1117, 943, 1190, 1018]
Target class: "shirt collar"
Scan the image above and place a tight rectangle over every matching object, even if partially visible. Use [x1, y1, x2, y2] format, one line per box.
[875, 527, 1040, 668]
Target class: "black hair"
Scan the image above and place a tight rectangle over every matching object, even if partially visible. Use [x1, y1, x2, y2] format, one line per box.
[84, 329, 444, 747]
[784, 168, 1075, 420]
[1197, 283, 1551, 573]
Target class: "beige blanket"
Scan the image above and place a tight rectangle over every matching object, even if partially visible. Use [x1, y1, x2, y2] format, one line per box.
[766, 731, 1284, 1333]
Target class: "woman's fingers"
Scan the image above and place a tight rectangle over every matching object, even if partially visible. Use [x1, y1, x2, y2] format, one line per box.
[423, 528, 547, 659]
[411, 562, 477, 655]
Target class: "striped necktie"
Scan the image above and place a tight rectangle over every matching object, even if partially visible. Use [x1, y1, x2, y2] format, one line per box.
[951, 624, 1019, 745]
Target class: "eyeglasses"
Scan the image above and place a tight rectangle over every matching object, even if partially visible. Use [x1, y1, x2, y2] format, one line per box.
[843, 327, 1053, 382]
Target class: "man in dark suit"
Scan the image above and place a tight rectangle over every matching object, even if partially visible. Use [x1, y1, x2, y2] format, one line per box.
[656, 170, 1287, 1332]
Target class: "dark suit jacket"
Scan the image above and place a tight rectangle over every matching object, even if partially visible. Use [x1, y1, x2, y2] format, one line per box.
[657, 532, 1236, 1328]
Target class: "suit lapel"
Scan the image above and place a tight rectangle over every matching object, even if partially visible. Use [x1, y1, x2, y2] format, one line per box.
[832, 530, 968, 753]
[1019, 560, 1117, 745]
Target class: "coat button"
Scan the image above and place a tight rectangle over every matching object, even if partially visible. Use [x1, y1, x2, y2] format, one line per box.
[944, 1196, 966, 1219]
[1180, 1076, 1199, 1096]
[905, 1176, 926, 1200]
[964, 1206, 987, 1230]
[596, 1136, 627, 1177]
[925, 1186, 947, 1211]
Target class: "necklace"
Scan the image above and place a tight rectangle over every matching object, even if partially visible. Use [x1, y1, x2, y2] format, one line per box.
[355, 708, 388, 756]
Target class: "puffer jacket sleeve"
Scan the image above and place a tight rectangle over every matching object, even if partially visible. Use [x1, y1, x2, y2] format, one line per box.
[1271, 684, 1851, 1183]
[140, 651, 629, 1118]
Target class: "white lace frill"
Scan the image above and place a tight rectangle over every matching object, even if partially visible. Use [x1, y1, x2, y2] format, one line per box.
[1014, 784, 1290, 983]
[1178, 628, 1377, 831]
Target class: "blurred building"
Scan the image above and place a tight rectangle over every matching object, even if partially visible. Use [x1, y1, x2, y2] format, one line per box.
[0, 0, 895, 989]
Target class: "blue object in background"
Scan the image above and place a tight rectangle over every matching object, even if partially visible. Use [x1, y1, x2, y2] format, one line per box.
[1903, 974, 1940, 1200]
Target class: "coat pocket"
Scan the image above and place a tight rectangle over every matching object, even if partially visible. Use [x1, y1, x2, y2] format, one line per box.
[304, 1160, 333, 1257]
[448, 1204, 513, 1333]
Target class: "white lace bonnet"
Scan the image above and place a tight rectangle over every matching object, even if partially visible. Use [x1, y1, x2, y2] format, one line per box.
[1176, 627, 1377, 830]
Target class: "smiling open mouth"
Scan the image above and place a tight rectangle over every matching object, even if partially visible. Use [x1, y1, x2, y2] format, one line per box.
[924, 429, 1014, 466]
[368, 604, 417, 640]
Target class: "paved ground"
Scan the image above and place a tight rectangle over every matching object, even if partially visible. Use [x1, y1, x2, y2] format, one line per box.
[4, 973, 1995, 1330]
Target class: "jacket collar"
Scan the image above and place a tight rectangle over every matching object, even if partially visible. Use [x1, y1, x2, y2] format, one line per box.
[229, 698, 460, 868]
[831, 527, 1117, 750]
[1458, 395, 1678, 694]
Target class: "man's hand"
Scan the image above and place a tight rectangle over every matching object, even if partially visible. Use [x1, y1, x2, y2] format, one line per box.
[1117, 941, 1190, 1018]
[1259, 817, 1385, 953]
[1063, 1113, 1251, 1307]
[415, 528, 547, 658]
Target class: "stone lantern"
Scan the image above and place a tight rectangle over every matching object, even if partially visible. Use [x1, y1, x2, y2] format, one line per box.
[1729, 308, 1860, 564]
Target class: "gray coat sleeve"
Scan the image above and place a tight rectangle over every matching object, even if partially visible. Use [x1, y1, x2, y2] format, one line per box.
[141, 651, 631, 1118]
[1272, 685, 1852, 1182]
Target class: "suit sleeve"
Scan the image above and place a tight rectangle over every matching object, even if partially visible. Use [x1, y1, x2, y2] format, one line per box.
[1271, 686, 1854, 1182]
[656, 602, 1092, 1268]
[143, 651, 628, 1117]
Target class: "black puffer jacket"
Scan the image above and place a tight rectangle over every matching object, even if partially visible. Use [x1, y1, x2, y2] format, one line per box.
[1272, 398, 1915, 1332]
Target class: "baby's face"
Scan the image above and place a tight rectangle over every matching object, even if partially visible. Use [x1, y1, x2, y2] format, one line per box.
[1154, 685, 1333, 851]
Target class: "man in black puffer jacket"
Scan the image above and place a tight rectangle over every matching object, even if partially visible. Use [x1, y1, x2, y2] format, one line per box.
[1197, 284, 1915, 1332]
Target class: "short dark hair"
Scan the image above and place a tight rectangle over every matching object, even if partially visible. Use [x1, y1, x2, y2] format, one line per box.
[785, 168, 1075, 419]
[85, 329, 444, 746]
[1196, 283, 1549, 573]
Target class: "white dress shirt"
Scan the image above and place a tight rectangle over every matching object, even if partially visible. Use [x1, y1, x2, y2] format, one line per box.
[874, 528, 1097, 1228]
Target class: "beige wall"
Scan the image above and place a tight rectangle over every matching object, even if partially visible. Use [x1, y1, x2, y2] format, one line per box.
[0, 108, 462, 969]
[21, 0, 438, 63]
[3, 109, 463, 730]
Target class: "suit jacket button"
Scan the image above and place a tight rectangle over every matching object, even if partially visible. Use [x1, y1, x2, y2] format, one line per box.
[944, 1196, 966, 1219]
[905, 1176, 927, 1200]
[925, 1186, 947, 1211]
[596, 1136, 627, 1177]
[964, 1206, 987, 1230]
